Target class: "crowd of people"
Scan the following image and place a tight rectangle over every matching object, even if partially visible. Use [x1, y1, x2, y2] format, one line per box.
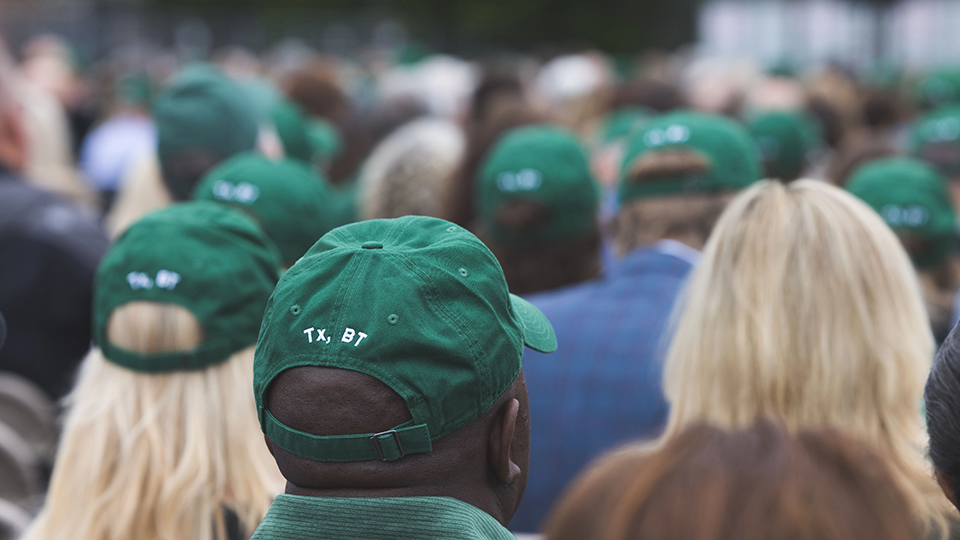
[6, 28, 960, 539]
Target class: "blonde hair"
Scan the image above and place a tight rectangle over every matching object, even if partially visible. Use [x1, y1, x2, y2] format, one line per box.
[105, 152, 173, 237]
[358, 118, 465, 221]
[662, 180, 951, 536]
[23, 302, 284, 540]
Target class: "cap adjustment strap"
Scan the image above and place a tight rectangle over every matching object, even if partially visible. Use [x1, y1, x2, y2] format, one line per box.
[101, 338, 235, 373]
[263, 409, 432, 462]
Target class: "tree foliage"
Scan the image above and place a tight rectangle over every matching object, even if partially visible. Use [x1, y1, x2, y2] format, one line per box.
[146, 0, 701, 53]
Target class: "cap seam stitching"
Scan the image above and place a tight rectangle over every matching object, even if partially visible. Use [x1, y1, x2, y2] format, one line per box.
[386, 249, 489, 421]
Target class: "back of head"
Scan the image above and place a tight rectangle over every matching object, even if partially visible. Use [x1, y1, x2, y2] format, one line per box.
[193, 152, 335, 267]
[474, 125, 601, 294]
[444, 103, 544, 228]
[747, 110, 823, 182]
[614, 110, 760, 253]
[846, 157, 960, 340]
[283, 60, 348, 126]
[253, 216, 558, 526]
[357, 118, 466, 221]
[154, 65, 259, 200]
[910, 105, 960, 178]
[664, 179, 947, 533]
[926, 323, 960, 511]
[543, 421, 920, 540]
[847, 157, 957, 269]
[916, 69, 960, 112]
[24, 202, 283, 540]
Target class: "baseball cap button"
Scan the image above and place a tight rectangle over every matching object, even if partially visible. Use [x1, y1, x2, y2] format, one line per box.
[361, 241, 384, 249]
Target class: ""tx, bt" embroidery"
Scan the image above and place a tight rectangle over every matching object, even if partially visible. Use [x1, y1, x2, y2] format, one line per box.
[303, 327, 368, 346]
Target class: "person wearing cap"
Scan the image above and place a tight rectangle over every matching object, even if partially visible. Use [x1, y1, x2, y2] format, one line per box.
[0, 37, 109, 399]
[79, 71, 156, 212]
[917, 69, 960, 112]
[249, 215, 557, 540]
[23, 202, 284, 540]
[911, 105, 960, 211]
[103, 65, 265, 237]
[193, 152, 335, 268]
[473, 125, 601, 295]
[747, 110, 822, 182]
[847, 157, 959, 343]
[272, 101, 315, 165]
[511, 110, 760, 532]
[154, 65, 260, 201]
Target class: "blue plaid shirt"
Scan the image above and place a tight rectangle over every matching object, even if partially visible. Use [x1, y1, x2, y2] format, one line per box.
[510, 244, 694, 533]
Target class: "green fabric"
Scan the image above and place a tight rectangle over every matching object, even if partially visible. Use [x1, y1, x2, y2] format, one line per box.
[910, 105, 960, 176]
[600, 107, 651, 143]
[618, 110, 760, 202]
[254, 216, 557, 462]
[240, 77, 283, 123]
[329, 177, 359, 228]
[917, 69, 960, 110]
[118, 72, 153, 106]
[153, 65, 259, 199]
[847, 157, 957, 268]
[94, 202, 281, 372]
[193, 152, 335, 267]
[476, 125, 600, 246]
[747, 110, 822, 181]
[307, 118, 343, 165]
[273, 101, 315, 163]
[251, 495, 515, 540]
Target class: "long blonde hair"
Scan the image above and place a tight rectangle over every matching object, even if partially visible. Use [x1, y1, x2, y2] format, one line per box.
[662, 180, 951, 536]
[23, 302, 284, 540]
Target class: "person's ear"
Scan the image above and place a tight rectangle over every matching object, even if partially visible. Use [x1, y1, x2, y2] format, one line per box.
[488, 398, 521, 484]
[264, 435, 277, 459]
[0, 106, 28, 172]
[936, 470, 958, 508]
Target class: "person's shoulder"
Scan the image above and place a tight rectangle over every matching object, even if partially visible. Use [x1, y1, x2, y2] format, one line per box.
[526, 275, 608, 313]
[0, 178, 108, 266]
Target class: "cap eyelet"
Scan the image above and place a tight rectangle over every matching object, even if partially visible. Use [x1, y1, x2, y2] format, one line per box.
[446, 226, 457, 232]
[458, 268, 469, 277]
[387, 314, 399, 325]
[290, 304, 302, 316]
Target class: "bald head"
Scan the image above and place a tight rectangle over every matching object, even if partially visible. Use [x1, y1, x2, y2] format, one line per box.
[263, 366, 530, 526]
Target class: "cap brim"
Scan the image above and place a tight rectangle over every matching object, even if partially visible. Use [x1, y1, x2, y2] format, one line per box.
[510, 294, 557, 354]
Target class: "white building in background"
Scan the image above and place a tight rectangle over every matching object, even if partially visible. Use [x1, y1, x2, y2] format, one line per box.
[698, 0, 960, 70]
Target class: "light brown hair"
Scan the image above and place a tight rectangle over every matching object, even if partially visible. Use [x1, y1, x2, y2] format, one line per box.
[544, 421, 920, 540]
[663, 180, 952, 536]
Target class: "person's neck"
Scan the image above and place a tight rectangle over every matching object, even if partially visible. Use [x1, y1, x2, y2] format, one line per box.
[285, 481, 513, 526]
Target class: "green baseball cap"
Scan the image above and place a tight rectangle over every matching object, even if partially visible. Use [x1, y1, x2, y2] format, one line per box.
[599, 107, 651, 143]
[618, 110, 760, 202]
[253, 216, 557, 463]
[475, 125, 599, 245]
[307, 118, 343, 166]
[910, 105, 960, 176]
[747, 110, 822, 181]
[847, 157, 957, 268]
[94, 201, 282, 373]
[154, 65, 260, 199]
[272, 101, 314, 164]
[917, 69, 960, 110]
[193, 152, 335, 267]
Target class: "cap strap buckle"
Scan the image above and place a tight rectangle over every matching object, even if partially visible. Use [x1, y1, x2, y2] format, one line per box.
[261, 409, 432, 462]
[370, 430, 404, 461]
